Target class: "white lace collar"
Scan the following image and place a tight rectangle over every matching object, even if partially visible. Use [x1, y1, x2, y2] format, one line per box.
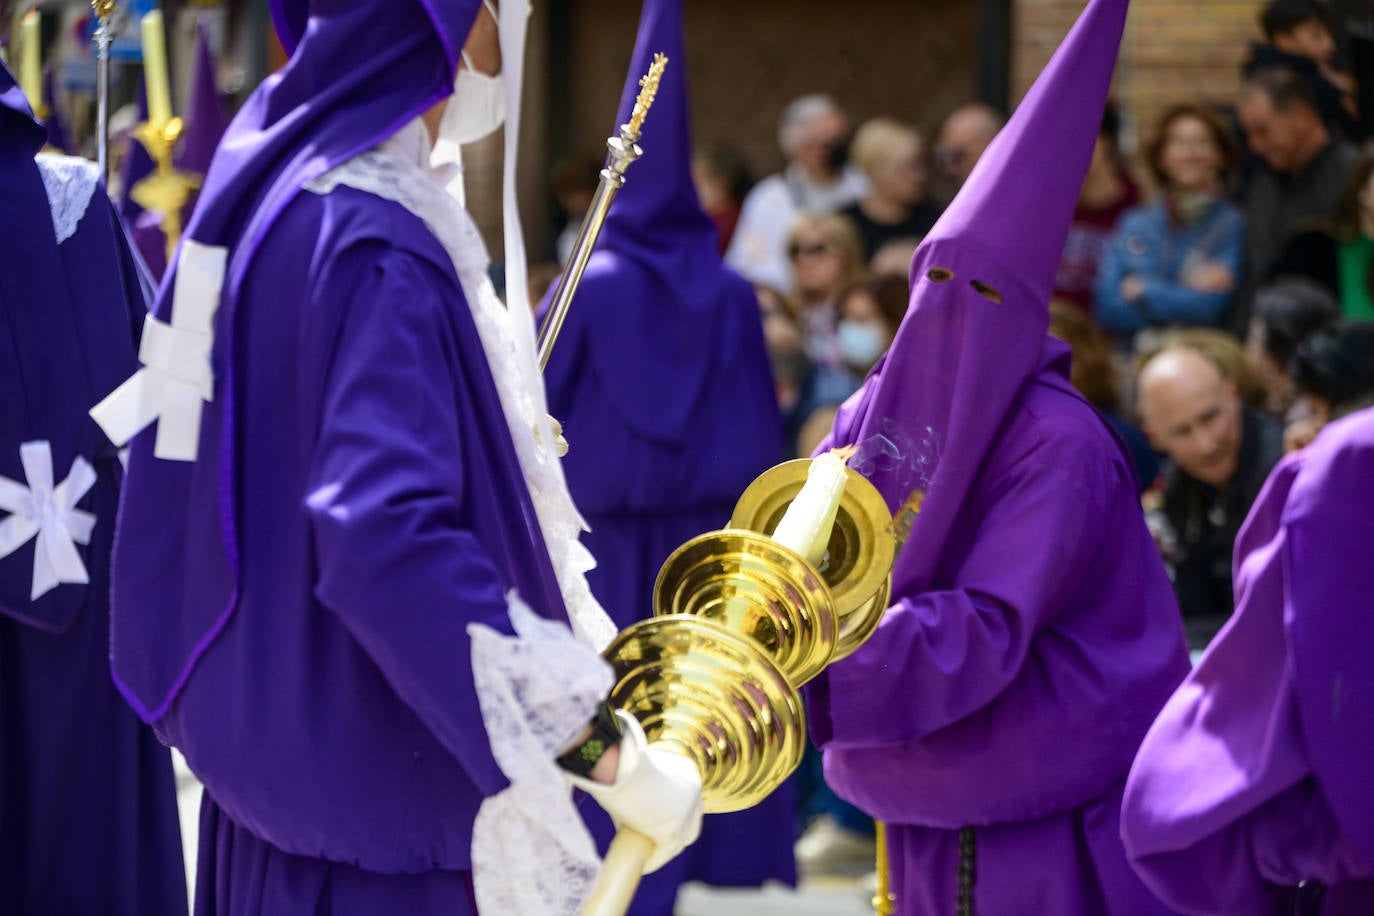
[36, 154, 100, 245]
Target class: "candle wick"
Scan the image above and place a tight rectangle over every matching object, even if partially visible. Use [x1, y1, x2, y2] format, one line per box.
[829, 444, 859, 465]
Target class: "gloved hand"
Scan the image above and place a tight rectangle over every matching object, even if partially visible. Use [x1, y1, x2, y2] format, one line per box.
[566, 711, 704, 872]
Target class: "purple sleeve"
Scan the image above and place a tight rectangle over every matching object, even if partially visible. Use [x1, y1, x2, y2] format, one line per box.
[303, 250, 516, 798]
[815, 455, 1103, 747]
[1122, 460, 1374, 914]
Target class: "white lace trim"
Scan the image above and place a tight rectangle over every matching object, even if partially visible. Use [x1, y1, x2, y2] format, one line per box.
[469, 596, 613, 915]
[305, 123, 616, 652]
[36, 154, 100, 245]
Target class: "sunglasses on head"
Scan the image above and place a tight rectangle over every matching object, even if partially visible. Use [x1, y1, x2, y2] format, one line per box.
[788, 241, 832, 260]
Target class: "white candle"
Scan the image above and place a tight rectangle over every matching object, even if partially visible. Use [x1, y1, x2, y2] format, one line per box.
[20, 10, 41, 115]
[141, 10, 173, 126]
[770, 453, 849, 567]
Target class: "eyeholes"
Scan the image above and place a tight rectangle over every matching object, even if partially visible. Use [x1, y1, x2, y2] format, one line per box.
[925, 268, 1004, 303]
[970, 280, 1003, 303]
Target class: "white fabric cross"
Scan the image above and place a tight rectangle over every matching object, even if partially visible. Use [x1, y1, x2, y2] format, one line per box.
[0, 441, 97, 600]
[90, 240, 229, 462]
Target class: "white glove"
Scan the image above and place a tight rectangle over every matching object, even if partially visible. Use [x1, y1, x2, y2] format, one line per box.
[567, 711, 704, 872]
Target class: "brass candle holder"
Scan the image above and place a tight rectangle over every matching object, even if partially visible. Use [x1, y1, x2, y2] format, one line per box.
[582, 457, 897, 915]
[129, 117, 201, 262]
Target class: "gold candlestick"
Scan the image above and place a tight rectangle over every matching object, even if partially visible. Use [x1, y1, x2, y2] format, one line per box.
[129, 117, 202, 262]
[581, 453, 898, 915]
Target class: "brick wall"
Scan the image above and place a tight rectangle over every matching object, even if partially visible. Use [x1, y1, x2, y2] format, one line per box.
[1013, 0, 1263, 158]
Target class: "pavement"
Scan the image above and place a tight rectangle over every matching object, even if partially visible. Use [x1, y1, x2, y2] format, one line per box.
[174, 752, 873, 915]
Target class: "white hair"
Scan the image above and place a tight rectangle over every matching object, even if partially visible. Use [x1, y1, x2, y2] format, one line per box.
[778, 94, 843, 156]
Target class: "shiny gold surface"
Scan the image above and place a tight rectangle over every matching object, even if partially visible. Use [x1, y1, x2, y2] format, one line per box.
[604, 615, 805, 813]
[130, 118, 202, 262]
[592, 456, 900, 914]
[654, 530, 837, 686]
[730, 459, 896, 661]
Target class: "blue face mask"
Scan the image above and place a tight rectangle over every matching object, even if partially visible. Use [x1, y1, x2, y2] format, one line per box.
[837, 320, 887, 369]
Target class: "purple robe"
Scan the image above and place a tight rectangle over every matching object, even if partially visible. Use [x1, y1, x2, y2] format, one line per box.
[1122, 407, 1374, 915]
[803, 0, 1190, 911]
[540, 0, 791, 909]
[105, 2, 562, 911]
[0, 62, 185, 915]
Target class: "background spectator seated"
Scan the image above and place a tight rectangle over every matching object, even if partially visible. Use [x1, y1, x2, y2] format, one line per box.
[1096, 104, 1244, 347]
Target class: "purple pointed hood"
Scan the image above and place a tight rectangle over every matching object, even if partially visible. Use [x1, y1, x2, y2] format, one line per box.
[541, 0, 732, 445]
[42, 67, 72, 154]
[828, 0, 1129, 599]
[600, 0, 719, 287]
[117, 81, 154, 221]
[110, 0, 482, 722]
[1, 57, 46, 153]
[176, 20, 228, 176]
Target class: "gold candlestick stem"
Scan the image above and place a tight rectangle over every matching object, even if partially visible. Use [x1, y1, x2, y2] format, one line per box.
[129, 118, 202, 262]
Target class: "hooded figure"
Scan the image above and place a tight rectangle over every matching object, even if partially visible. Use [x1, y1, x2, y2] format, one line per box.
[0, 60, 185, 915]
[179, 21, 229, 178]
[539, 0, 789, 910]
[1122, 406, 1374, 915]
[94, 1, 701, 912]
[116, 80, 166, 277]
[803, 0, 1191, 911]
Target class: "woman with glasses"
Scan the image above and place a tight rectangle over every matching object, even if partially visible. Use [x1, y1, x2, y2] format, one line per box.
[1095, 104, 1245, 348]
[786, 213, 867, 369]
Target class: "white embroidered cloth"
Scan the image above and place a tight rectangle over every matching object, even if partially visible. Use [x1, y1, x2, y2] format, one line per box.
[89, 240, 229, 462]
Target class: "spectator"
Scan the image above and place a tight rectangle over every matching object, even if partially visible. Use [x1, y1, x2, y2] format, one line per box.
[1137, 342, 1285, 647]
[1049, 303, 1161, 491]
[1237, 65, 1359, 325]
[1096, 104, 1244, 346]
[934, 102, 1004, 194]
[1268, 146, 1374, 319]
[1055, 102, 1141, 314]
[1246, 0, 1360, 141]
[757, 285, 860, 459]
[786, 213, 867, 369]
[869, 236, 920, 277]
[1284, 320, 1374, 449]
[726, 94, 867, 292]
[551, 153, 600, 267]
[839, 118, 941, 261]
[692, 142, 753, 253]
[836, 273, 908, 378]
[1243, 275, 1340, 414]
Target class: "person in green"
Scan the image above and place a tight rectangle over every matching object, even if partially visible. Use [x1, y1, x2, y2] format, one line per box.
[1270, 146, 1374, 321]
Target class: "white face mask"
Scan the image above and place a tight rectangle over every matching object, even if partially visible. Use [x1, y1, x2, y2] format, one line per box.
[439, 2, 506, 146]
[837, 320, 887, 370]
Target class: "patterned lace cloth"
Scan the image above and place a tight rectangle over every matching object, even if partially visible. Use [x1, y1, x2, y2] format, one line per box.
[36, 154, 100, 245]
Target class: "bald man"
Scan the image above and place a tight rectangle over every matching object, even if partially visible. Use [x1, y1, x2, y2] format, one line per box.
[1137, 346, 1284, 647]
[935, 102, 1005, 190]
